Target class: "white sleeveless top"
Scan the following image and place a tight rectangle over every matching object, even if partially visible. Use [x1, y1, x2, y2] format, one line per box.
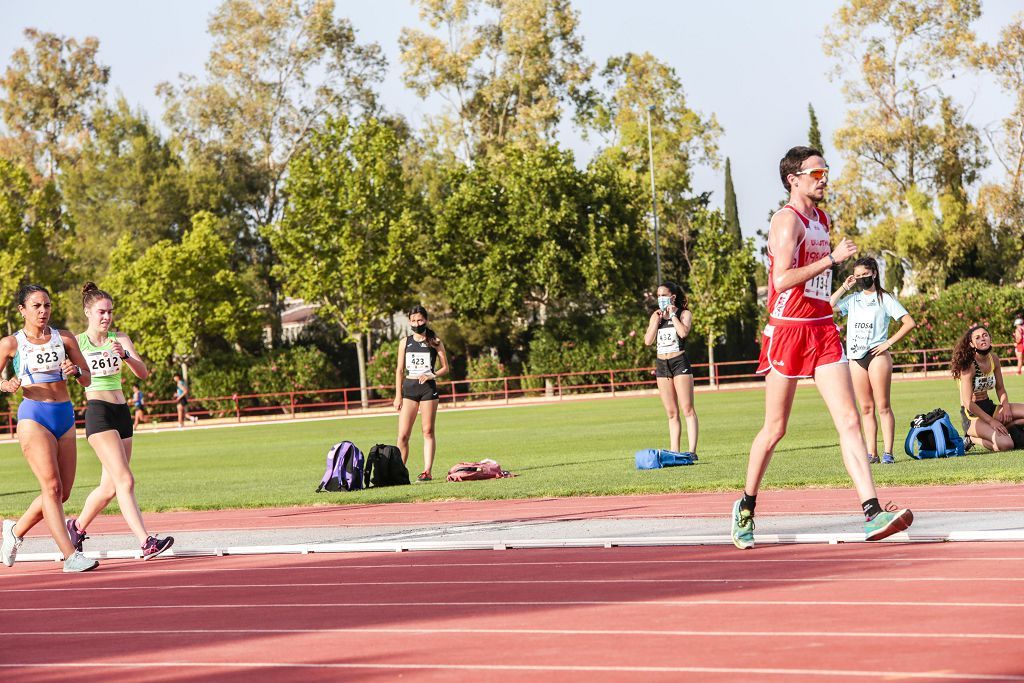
[12, 327, 67, 385]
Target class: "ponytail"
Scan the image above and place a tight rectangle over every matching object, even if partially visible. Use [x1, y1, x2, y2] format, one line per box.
[82, 281, 113, 309]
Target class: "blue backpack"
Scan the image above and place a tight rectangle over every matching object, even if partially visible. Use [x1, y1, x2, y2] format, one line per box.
[635, 449, 695, 469]
[315, 441, 365, 492]
[904, 409, 965, 459]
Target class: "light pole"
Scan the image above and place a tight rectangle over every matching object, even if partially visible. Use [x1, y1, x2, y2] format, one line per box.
[646, 105, 662, 285]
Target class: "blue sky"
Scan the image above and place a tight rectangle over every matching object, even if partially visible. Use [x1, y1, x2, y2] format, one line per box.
[0, 1, 1018, 241]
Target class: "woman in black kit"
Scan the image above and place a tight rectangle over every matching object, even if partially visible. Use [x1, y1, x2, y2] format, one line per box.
[393, 306, 449, 481]
[643, 281, 698, 456]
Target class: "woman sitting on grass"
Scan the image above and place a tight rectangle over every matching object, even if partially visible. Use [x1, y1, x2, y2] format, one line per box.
[952, 324, 1024, 452]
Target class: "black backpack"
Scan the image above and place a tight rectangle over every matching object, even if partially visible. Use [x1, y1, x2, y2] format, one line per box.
[364, 444, 410, 488]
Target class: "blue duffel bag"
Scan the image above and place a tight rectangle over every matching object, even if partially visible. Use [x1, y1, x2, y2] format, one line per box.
[635, 449, 695, 469]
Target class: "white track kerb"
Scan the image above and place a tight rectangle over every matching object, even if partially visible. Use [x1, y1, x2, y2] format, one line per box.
[13, 529, 1024, 563]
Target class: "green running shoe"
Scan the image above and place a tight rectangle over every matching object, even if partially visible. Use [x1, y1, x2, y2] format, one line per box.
[865, 503, 914, 541]
[731, 499, 755, 550]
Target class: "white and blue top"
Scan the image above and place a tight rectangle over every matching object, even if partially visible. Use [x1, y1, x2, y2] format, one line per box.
[11, 327, 67, 385]
[835, 291, 908, 360]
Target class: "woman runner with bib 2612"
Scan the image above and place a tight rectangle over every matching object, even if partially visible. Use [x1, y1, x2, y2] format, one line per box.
[393, 306, 448, 482]
[644, 281, 698, 457]
[0, 284, 96, 573]
[830, 257, 915, 465]
[65, 283, 174, 560]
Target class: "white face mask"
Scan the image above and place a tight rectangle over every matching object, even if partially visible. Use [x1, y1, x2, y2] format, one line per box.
[657, 295, 672, 311]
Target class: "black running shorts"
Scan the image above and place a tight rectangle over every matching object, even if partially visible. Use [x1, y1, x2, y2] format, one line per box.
[402, 378, 439, 402]
[85, 400, 134, 439]
[655, 352, 692, 378]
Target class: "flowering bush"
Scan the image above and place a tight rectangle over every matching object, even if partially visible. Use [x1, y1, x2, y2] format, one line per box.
[466, 353, 506, 397]
[366, 341, 399, 399]
[895, 280, 1024, 369]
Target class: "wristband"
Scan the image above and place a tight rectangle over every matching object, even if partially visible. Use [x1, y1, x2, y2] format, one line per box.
[72, 365, 82, 379]
[828, 254, 836, 266]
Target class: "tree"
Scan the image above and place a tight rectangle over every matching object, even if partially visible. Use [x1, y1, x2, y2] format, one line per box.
[60, 97, 192, 281]
[432, 144, 651, 325]
[723, 157, 740, 247]
[268, 117, 420, 405]
[807, 103, 823, 153]
[0, 158, 68, 333]
[399, 0, 593, 160]
[0, 29, 109, 178]
[688, 210, 757, 386]
[588, 51, 722, 282]
[105, 211, 261, 374]
[158, 0, 387, 342]
[825, 0, 982, 200]
[975, 14, 1024, 280]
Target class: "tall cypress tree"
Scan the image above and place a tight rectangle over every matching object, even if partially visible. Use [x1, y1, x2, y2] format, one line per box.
[808, 103, 823, 152]
[723, 157, 741, 247]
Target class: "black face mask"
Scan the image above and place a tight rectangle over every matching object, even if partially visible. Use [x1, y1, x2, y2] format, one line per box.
[856, 276, 875, 290]
[411, 324, 427, 335]
[975, 346, 992, 356]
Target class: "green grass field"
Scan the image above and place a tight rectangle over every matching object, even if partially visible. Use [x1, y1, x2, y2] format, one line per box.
[2, 375, 1023, 516]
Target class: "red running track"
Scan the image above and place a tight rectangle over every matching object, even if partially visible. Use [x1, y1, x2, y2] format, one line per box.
[2, 542, 1024, 682]
[25, 483, 1024, 538]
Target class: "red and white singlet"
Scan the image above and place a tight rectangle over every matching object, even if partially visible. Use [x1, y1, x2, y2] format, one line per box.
[756, 204, 846, 378]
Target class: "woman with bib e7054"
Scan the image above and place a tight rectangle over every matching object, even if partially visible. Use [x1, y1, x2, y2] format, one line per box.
[0, 284, 96, 573]
[66, 283, 174, 561]
[830, 257, 915, 465]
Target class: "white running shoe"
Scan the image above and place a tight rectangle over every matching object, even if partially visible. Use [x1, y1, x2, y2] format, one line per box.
[2, 519, 22, 567]
[63, 551, 98, 573]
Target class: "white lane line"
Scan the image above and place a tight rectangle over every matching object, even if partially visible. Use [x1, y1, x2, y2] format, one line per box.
[4, 555, 1024, 580]
[3, 628, 1023, 639]
[2, 599, 1021, 610]
[3, 576, 1023, 593]
[1, 662, 1021, 680]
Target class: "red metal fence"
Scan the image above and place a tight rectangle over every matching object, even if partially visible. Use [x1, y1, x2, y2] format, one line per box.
[1, 342, 1019, 437]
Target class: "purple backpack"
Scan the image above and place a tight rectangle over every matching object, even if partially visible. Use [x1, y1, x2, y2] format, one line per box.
[315, 441, 365, 492]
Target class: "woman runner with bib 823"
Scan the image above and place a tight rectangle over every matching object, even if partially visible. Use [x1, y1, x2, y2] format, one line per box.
[644, 281, 698, 456]
[0, 284, 96, 573]
[730, 146, 913, 550]
[830, 257, 916, 465]
[393, 306, 449, 482]
[65, 283, 174, 560]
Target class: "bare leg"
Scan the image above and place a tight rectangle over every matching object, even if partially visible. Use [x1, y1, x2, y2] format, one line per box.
[396, 399, 419, 465]
[813, 362, 877, 503]
[673, 374, 698, 453]
[177, 403, 184, 428]
[419, 399, 439, 475]
[869, 352, 895, 455]
[14, 423, 75, 558]
[79, 433, 147, 544]
[655, 377, 681, 452]
[967, 420, 1015, 451]
[744, 371, 798, 496]
[15, 427, 77, 538]
[850, 361, 875, 457]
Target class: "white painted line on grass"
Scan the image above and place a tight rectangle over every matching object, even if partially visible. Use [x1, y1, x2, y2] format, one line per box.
[1, 662, 1021, 680]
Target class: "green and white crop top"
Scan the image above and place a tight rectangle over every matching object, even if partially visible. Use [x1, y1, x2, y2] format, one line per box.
[77, 331, 124, 391]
